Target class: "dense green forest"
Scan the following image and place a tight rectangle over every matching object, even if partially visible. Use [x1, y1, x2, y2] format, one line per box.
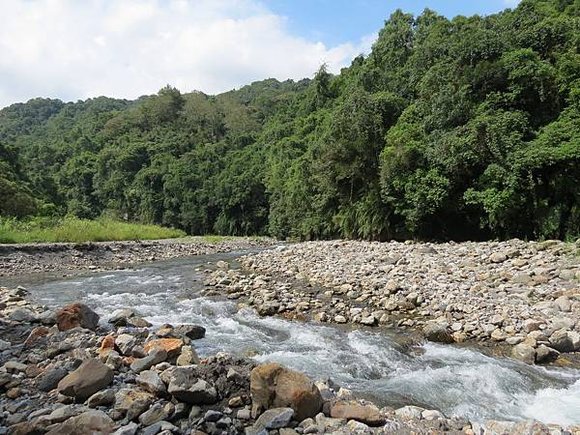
[1, 0, 579, 241]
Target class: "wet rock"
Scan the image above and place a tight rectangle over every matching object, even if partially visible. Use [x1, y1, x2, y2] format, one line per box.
[329, 401, 385, 426]
[549, 329, 575, 353]
[250, 363, 323, 421]
[511, 343, 536, 365]
[175, 324, 206, 340]
[57, 359, 114, 401]
[56, 303, 99, 331]
[423, 322, 454, 344]
[534, 345, 559, 364]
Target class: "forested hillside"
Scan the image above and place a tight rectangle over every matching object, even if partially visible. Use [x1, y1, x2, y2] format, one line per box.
[1, 0, 579, 241]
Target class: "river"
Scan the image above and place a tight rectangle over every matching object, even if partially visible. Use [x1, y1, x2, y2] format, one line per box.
[22, 251, 580, 426]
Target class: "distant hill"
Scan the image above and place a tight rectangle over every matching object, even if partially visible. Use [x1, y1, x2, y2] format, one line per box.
[1, 0, 578, 241]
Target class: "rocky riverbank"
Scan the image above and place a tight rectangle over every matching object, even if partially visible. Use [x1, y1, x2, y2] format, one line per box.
[2, 286, 578, 434]
[0, 237, 274, 278]
[205, 240, 580, 367]
[0, 286, 483, 434]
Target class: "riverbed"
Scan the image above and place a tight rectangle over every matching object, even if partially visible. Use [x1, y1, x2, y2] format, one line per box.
[21, 251, 580, 427]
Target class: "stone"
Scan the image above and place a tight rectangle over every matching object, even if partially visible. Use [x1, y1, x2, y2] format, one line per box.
[4, 360, 28, 373]
[131, 348, 167, 373]
[114, 388, 155, 421]
[395, 405, 424, 420]
[422, 409, 445, 420]
[87, 389, 115, 408]
[329, 401, 385, 426]
[45, 405, 85, 423]
[549, 329, 575, 353]
[490, 252, 507, 263]
[423, 322, 454, 344]
[204, 410, 223, 422]
[0, 338, 10, 351]
[137, 370, 167, 396]
[116, 334, 137, 355]
[56, 303, 99, 331]
[36, 367, 69, 392]
[254, 407, 294, 429]
[139, 403, 170, 426]
[57, 359, 114, 401]
[554, 296, 572, 312]
[176, 346, 200, 366]
[112, 422, 139, 435]
[511, 343, 536, 365]
[174, 324, 206, 340]
[523, 319, 543, 333]
[45, 410, 114, 435]
[334, 315, 347, 324]
[534, 345, 559, 364]
[144, 338, 184, 358]
[108, 308, 137, 326]
[250, 363, 323, 421]
[24, 326, 50, 347]
[9, 308, 36, 322]
[163, 367, 218, 404]
[98, 335, 116, 357]
[141, 421, 177, 435]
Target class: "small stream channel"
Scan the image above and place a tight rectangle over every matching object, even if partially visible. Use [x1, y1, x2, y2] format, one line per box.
[20, 251, 580, 426]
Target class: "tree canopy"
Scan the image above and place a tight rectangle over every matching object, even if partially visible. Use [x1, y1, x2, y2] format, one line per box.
[1, 0, 579, 241]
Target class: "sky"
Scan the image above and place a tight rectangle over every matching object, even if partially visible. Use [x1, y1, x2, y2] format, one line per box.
[0, 0, 521, 108]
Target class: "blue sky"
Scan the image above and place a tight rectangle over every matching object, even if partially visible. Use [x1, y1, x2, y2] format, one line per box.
[0, 0, 520, 107]
[263, 0, 520, 46]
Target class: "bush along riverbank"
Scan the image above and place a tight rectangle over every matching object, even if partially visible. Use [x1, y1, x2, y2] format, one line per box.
[1, 286, 579, 435]
[205, 240, 580, 367]
[0, 217, 187, 244]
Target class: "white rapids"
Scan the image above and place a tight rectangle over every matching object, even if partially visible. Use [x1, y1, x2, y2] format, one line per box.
[25, 253, 580, 426]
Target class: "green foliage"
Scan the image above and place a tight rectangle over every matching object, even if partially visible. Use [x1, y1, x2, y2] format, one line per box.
[0, 217, 185, 243]
[0, 0, 578, 241]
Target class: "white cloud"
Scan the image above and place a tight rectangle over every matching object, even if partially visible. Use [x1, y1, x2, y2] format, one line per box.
[504, 0, 521, 7]
[0, 0, 373, 107]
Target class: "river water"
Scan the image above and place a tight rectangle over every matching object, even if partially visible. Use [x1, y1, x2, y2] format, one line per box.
[22, 251, 580, 426]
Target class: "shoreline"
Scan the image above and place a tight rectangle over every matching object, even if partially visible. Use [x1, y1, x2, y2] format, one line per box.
[1, 286, 578, 434]
[205, 239, 580, 368]
[0, 237, 276, 279]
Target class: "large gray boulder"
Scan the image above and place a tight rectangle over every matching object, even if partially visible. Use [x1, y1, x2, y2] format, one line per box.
[57, 359, 113, 400]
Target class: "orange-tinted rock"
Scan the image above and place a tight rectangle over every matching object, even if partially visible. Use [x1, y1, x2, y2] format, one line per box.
[329, 401, 385, 426]
[250, 363, 323, 421]
[144, 339, 183, 358]
[24, 326, 50, 347]
[99, 335, 116, 355]
[56, 303, 99, 331]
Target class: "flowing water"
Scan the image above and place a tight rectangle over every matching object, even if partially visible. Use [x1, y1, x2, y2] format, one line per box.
[22, 251, 580, 426]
